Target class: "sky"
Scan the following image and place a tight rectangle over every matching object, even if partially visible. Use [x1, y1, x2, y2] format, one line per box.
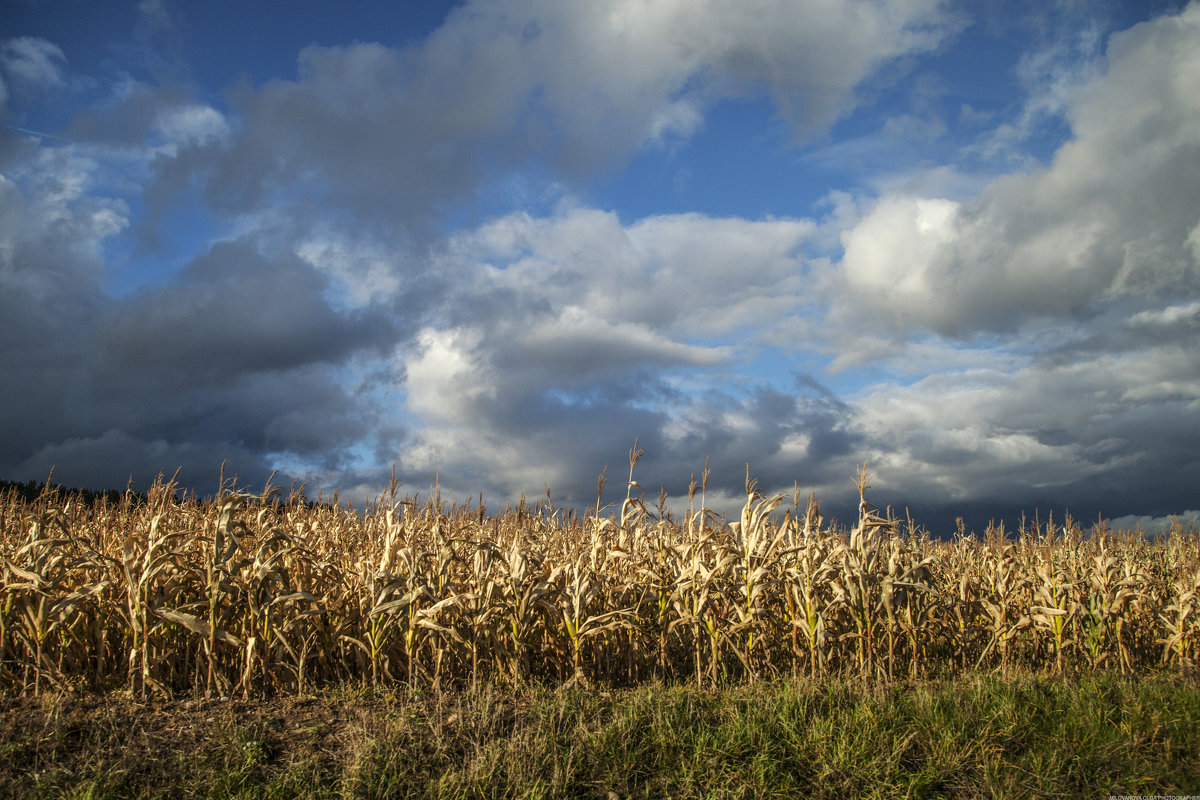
[2, 0, 1198, 534]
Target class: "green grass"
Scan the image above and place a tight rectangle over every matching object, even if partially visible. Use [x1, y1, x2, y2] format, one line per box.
[2, 671, 1198, 799]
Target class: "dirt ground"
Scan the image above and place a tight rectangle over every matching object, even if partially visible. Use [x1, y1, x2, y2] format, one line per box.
[0, 689, 388, 796]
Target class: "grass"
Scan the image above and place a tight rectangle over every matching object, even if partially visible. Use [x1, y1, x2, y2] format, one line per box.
[2, 670, 1197, 799]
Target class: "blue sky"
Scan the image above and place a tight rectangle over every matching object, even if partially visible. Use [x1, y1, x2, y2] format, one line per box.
[2, 0, 1198, 533]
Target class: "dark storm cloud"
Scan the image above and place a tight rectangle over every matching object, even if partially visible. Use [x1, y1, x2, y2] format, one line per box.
[1034, 301, 1200, 365]
[0, 157, 403, 492]
[99, 239, 395, 378]
[656, 386, 862, 522]
[11, 430, 277, 497]
[0, 148, 118, 460]
[663, 381, 860, 484]
[846, 333, 1200, 536]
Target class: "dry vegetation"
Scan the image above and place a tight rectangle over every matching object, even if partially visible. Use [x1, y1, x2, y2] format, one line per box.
[3, 449, 1198, 700]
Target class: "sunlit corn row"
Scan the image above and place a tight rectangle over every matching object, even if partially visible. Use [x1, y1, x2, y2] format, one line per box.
[1, 458, 1197, 698]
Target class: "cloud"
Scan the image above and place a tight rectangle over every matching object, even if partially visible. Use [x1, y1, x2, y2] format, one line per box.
[99, 239, 394, 379]
[1106, 509, 1200, 536]
[152, 104, 229, 147]
[0, 0, 955, 505]
[445, 206, 814, 338]
[826, 4, 1200, 340]
[0, 145, 404, 493]
[0, 37, 67, 98]
[142, 0, 957, 237]
[0, 158, 123, 471]
[763, 5, 1200, 530]
[401, 333, 862, 512]
[847, 331, 1200, 531]
[11, 429, 273, 495]
[16, 0, 940, 502]
[390, 206, 857, 507]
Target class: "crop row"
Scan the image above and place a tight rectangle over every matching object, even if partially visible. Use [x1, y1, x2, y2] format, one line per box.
[2, 460, 1198, 697]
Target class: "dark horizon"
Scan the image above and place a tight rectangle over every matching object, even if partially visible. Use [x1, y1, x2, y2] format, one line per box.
[5, 461, 1193, 540]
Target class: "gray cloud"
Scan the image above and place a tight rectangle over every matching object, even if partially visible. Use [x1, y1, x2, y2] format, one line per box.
[397, 361, 863, 516]
[11, 430, 275, 497]
[99, 239, 395, 378]
[139, 0, 956, 238]
[389, 208, 859, 510]
[0, 149, 404, 493]
[0, 37, 67, 98]
[844, 328, 1200, 533]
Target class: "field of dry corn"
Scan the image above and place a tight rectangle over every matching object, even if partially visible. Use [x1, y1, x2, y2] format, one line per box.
[3, 456, 1198, 699]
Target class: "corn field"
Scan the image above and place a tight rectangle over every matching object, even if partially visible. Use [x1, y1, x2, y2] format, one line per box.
[2, 455, 1198, 699]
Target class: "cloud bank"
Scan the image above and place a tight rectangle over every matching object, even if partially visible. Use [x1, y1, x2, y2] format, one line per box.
[1, 1, 1197, 533]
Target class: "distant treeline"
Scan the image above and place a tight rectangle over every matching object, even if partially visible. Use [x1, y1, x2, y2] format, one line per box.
[0, 478, 147, 508]
[0, 476, 339, 513]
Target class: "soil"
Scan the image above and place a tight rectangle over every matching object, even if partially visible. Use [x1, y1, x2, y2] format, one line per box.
[0, 690, 385, 797]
